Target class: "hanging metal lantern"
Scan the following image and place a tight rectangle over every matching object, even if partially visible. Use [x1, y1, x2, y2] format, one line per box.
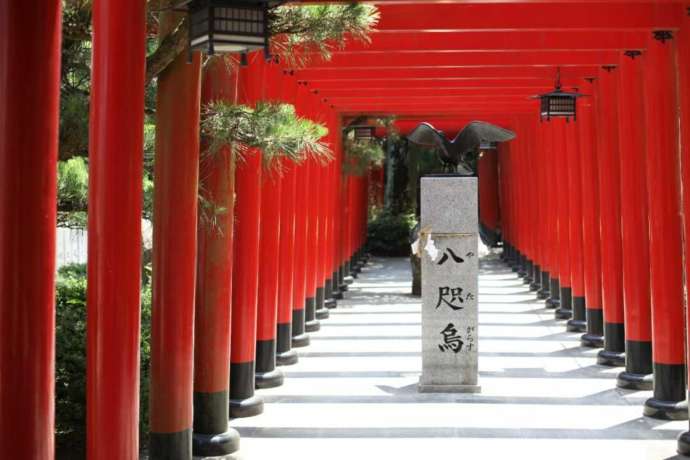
[532, 68, 583, 122]
[353, 126, 376, 141]
[176, 0, 276, 56]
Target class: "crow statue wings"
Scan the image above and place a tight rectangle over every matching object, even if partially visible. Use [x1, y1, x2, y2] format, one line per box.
[407, 121, 516, 174]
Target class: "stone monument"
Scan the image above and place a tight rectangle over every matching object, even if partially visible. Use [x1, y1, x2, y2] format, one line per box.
[418, 175, 480, 393]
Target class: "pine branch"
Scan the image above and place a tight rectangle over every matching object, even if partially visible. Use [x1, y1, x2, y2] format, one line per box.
[201, 101, 333, 170]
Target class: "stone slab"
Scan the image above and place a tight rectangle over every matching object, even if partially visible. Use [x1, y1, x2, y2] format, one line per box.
[420, 176, 478, 234]
[419, 176, 479, 392]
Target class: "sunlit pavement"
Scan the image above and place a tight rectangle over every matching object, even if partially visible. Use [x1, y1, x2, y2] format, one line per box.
[225, 255, 686, 460]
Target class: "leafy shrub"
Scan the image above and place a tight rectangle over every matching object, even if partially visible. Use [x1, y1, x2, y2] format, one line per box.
[367, 210, 417, 256]
[57, 157, 89, 212]
[55, 264, 152, 458]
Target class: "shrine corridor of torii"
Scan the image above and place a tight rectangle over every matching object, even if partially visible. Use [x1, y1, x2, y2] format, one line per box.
[3, 1, 690, 460]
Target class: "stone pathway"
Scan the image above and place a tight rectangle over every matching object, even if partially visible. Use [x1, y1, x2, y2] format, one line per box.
[230, 255, 686, 460]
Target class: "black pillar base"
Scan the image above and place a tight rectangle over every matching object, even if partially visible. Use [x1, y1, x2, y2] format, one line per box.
[229, 394, 264, 419]
[545, 278, 560, 309]
[678, 431, 690, 456]
[581, 332, 604, 348]
[644, 397, 688, 421]
[344, 276, 354, 285]
[325, 298, 337, 309]
[598, 321, 625, 366]
[555, 286, 572, 320]
[529, 264, 541, 292]
[568, 295, 586, 330]
[597, 349, 625, 367]
[276, 349, 298, 366]
[554, 309, 571, 320]
[229, 362, 263, 419]
[255, 339, 282, 388]
[305, 319, 320, 332]
[616, 340, 652, 390]
[305, 297, 320, 332]
[644, 363, 688, 420]
[315, 287, 329, 320]
[255, 368, 284, 389]
[566, 319, 587, 333]
[291, 333, 310, 348]
[333, 290, 344, 300]
[617, 371, 653, 391]
[582, 308, 604, 348]
[537, 270, 550, 300]
[193, 428, 240, 458]
[192, 390, 237, 457]
[150, 429, 192, 460]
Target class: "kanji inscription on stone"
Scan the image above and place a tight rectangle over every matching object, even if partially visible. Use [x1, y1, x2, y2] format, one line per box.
[418, 176, 480, 393]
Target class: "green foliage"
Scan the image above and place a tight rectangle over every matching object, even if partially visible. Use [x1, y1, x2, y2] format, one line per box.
[367, 210, 417, 257]
[270, 4, 379, 67]
[344, 138, 385, 176]
[201, 101, 332, 168]
[143, 173, 154, 221]
[55, 263, 152, 456]
[58, 157, 89, 212]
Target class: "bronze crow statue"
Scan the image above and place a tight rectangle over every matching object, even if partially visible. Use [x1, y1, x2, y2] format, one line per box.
[407, 121, 516, 174]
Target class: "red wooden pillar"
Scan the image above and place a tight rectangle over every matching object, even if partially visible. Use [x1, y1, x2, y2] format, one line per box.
[304, 157, 322, 331]
[479, 149, 501, 248]
[536, 123, 552, 300]
[291, 83, 312, 345]
[642, 31, 687, 420]
[545, 122, 562, 309]
[0, 2, 60, 458]
[579, 81, 604, 348]
[332, 116, 346, 300]
[594, 65, 625, 367]
[148, 10, 202, 457]
[292, 157, 312, 346]
[676, 10, 690, 453]
[277, 157, 300, 363]
[555, 119, 573, 320]
[315, 124, 331, 319]
[230, 53, 265, 418]
[87, 1, 146, 458]
[324, 112, 340, 308]
[255, 62, 285, 388]
[276, 71, 301, 362]
[256, 165, 283, 387]
[566, 118, 586, 333]
[192, 58, 240, 457]
[615, 51, 653, 390]
[527, 120, 543, 293]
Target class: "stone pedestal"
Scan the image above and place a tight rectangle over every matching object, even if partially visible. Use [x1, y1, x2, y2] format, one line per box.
[418, 176, 480, 393]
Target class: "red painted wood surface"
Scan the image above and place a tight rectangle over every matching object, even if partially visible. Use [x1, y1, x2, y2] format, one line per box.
[150, 45, 202, 433]
[555, 119, 572, 290]
[257, 62, 285, 342]
[643, 34, 685, 365]
[579, 89, 603, 312]
[231, 53, 265, 364]
[194, 58, 237, 393]
[478, 149, 500, 234]
[595, 66, 625, 326]
[0, 1, 61, 458]
[87, 0, 146, 457]
[566, 121, 585, 298]
[678, 11, 690, 384]
[616, 52, 652, 343]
